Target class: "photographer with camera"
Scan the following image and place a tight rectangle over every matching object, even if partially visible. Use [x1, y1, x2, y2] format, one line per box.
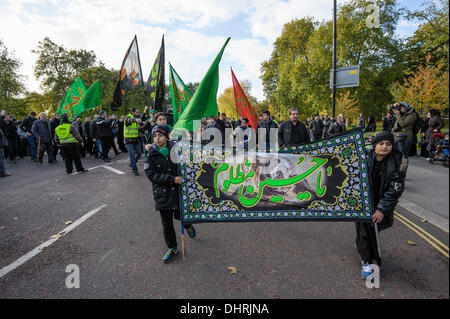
[391, 102, 417, 161]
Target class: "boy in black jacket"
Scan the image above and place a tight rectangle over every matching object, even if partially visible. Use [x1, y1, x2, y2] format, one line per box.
[144, 125, 196, 263]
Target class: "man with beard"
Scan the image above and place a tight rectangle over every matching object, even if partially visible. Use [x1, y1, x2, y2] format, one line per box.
[278, 108, 310, 147]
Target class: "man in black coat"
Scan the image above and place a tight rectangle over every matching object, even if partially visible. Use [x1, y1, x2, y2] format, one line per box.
[20, 111, 37, 160]
[2, 116, 19, 164]
[382, 112, 395, 133]
[257, 110, 278, 149]
[50, 113, 61, 161]
[278, 108, 310, 147]
[144, 125, 196, 263]
[355, 131, 405, 279]
[327, 114, 346, 137]
[94, 111, 114, 161]
[309, 113, 324, 142]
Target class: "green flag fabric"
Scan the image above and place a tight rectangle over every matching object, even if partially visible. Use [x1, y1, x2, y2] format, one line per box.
[169, 63, 192, 125]
[56, 77, 87, 121]
[82, 80, 101, 111]
[173, 37, 230, 132]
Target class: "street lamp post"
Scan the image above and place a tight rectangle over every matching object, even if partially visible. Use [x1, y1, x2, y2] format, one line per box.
[332, 0, 337, 119]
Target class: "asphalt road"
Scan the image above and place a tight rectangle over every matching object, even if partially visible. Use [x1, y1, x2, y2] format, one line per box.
[0, 153, 448, 299]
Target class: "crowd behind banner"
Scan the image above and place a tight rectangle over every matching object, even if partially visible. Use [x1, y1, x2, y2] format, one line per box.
[0, 102, 448, 178]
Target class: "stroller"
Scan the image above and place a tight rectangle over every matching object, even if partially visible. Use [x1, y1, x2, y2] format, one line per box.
[429, 132, 449, 167]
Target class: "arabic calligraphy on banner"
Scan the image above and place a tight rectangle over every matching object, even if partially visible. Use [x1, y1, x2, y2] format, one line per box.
[179, 130, 373, 223]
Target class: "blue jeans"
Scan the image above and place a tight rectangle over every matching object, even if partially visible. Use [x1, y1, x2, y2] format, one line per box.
[27, 136, 36, 159]
[395, 138, 412, 159]
[125, 143, 142, 172]
[0, 148, 6, 174]
[95, 139, 103, 157]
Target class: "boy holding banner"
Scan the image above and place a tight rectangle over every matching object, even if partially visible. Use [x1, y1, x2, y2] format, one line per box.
[144, 124, 196, 263]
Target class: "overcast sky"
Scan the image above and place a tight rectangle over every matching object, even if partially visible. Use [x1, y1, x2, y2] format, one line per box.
[0, 0, 424, 102]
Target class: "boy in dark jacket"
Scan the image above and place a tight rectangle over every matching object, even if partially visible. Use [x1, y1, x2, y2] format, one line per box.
[144, 125, 196, 263]
[355, 131, 405, 279]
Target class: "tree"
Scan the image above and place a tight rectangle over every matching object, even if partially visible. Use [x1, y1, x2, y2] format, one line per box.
[260, 0, 405, 121]
[390, 54, 449, 114]
[0, 40, 26, 115]
[336, 90, 359, 124]
[32, 37, 98, 113]
[404, 0, 449, 73]
[217, 79, 257, 120]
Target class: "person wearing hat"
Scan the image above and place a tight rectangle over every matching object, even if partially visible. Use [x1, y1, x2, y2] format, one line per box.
[55, 113, 87, 174]
[355, 131, 405, 279]
[144, 124, 196, 263]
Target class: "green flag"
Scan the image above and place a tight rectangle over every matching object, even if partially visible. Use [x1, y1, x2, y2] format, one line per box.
[173, 37, 230, 132]
[169, 63, 192, 125]
[56, 77, 87, 121]
[82, 80, 101, 111]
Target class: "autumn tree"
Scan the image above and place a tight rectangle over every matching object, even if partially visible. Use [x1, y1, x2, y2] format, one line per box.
[218, 79, 257, 120]
[390, 54, 449, 114]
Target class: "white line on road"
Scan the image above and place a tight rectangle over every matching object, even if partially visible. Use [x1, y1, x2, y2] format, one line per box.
[0, 204, 108, 279]
[103, 166, 125, 175]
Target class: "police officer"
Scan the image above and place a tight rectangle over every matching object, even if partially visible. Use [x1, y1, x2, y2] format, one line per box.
[55, 113, 87, 174]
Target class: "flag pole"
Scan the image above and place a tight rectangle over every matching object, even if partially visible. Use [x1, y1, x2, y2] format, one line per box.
[181, 224, 186, 260]
[373, 222, 381, 261]
[36, 137, 41, 166]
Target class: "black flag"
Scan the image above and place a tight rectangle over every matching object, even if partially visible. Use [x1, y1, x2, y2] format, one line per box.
[110, 35, 144, 110]
[144, 35, 165, 112]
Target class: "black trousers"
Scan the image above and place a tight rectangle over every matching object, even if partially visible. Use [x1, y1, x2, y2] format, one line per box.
[84, 138, 94, 156]
[61, 143, 84, 173]
[100, 136, 114, 159]
[159, 209, 193, 249]
[117, 134, 127, 152]
[37, 141, 54, 162]
[355, 222, 382, 266]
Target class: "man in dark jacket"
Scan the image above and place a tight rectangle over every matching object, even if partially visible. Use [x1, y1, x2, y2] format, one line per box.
[165, 105, 174, 127]
[117, 115, 127, 153]
[309, 113, 324, 142]
[0, 127, 10, 177]
[20, 111, 37, 160]
[382, 112, 395, 132]
[322, 115, 331, 139]
[355, 131, 405, 279]
[257, 110, 278, 149]
[327, 114, 346, 137]
[31, 113, 56, 164]
[2, 116, 19, 164]
[83, 116, 94, 158]
[278, 108, 310, 147]
[50, 113, 61, 161]
[94, 111, 114, 161]
[144, 125, 196, 263]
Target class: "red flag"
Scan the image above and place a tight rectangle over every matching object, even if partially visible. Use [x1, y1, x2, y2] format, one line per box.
[231, 68, 258, 131]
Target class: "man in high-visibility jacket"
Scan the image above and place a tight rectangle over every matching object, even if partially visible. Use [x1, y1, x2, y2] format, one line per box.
[124, 107, 142, 176]
[55, 113, 87, 174]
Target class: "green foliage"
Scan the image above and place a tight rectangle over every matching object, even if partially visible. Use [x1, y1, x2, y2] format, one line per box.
[0, 40, 26, 115]
[260, 0, 406, 121]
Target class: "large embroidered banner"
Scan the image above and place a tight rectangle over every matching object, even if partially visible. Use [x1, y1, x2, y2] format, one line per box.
[179, 129, 373, 223]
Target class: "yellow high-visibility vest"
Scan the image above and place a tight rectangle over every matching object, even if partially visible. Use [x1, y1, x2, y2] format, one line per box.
[124, 114, 139, 138]
[55, 123, 77, 144]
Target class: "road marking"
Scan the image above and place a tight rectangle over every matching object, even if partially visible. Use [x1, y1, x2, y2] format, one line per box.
[0, 204, 108, 279]
[99, 248, 116, 263]
[394, 212, 449, 258]
[103, 166, 125, 175]
[69, 159, 128, 175]
[395, 211, 449, 252]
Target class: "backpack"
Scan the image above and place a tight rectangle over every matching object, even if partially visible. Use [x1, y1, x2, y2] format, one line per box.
[412, 110, 424, 134]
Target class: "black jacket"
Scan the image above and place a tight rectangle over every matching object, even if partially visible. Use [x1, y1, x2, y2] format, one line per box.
[327, 121, 346, 136]
[366, 148, 405, 231]
[309, 119, 324, 136]
[278, 120, 310, 147]
[93, 117, 113, 138]
[20, 116, 36, 134]
[382, 116, 395, 132]
[144, 141, 180, 211]
[257, 119, 278, 144]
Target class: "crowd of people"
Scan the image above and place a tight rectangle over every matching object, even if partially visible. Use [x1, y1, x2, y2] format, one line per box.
[0, 102, 448, 279]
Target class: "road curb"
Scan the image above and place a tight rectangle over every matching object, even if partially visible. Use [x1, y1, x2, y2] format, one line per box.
[397, 198, 449, 234]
